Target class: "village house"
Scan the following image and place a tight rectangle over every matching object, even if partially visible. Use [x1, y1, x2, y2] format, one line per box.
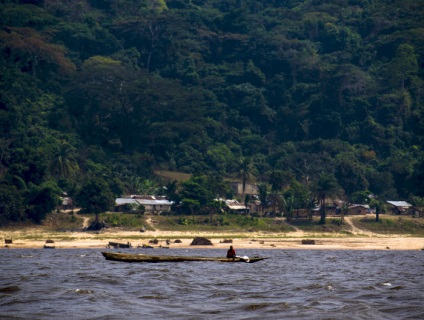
[346, 204, 370, 215]
[115, 198, 140, 212]
[250, 199, 262, 214]
[115, 195, 172, 213]
[286, 202, 369, 218]
[312, 199, 343, 216]
[224, 199, 249, 214]
[57, 194, 74, 211]
[386, 201, 413, 215]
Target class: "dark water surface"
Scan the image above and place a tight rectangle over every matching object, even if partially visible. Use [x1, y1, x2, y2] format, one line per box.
[0, 248, 423, 319]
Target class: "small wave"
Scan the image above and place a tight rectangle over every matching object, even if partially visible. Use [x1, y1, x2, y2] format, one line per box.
[1, 249, 423, 319]
[138, 295, 169, 300]
[304, 283, 323, 290]
[355, 293, 379, 299]
[74, 289, 94, 294]
[245, 303, 273, 311]
[30, 273, 50, 278]
[362, 285, 377, 290]
[0, 286, 21, 293]
[326, 256, 338, 262]
[389, 285, 405, 290]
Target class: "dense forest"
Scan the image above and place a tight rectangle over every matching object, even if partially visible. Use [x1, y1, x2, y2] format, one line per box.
[1, 0, 424, 224]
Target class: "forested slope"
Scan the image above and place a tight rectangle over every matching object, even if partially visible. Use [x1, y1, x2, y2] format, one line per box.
[1, 0, 423, 223]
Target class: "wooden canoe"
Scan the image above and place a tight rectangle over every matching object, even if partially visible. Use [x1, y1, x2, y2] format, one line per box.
[101, 252, 267, 263]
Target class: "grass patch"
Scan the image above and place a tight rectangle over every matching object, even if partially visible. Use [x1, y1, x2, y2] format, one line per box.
[153, 170, 192, 182]
[42, 212, 86, 231]
[352, 215, 424, 236]
[4, 212, 424, 238]
[99, 212, 146, 229]
[145, 214, 295, 233]
[289, 217, 349, 233]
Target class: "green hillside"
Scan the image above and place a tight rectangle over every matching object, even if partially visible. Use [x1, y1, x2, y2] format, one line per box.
[1, 0, 423, 224]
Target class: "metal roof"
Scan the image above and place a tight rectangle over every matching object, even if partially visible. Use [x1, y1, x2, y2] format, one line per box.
[115, 198, 139, 206]
[135, 199, 172, 205]
[386, 201, 412, 207]
[60, 197, 73, 205]
[349, 204, 370, 209]
[116, 198, 172, 206]
[225, 200, 247, 210]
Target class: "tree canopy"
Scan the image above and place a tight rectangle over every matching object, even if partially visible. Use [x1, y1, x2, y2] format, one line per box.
[1, 0, 423, 224]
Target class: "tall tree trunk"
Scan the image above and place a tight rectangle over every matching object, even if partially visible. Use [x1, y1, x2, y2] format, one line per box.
[319, 196, 326, 224]
[190, 205, 195, 223]
[210, 207, 214, 225]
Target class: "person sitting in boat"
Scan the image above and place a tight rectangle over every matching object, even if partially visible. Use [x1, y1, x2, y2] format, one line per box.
[227, 246, 236, 259]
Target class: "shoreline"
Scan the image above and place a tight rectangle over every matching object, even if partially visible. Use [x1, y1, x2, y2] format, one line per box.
[1, 229, 423, 250]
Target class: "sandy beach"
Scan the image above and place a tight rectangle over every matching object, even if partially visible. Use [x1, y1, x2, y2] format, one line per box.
[1, 227, 423, 251]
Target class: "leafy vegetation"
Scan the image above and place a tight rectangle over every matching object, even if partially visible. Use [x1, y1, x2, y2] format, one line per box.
[290, 218, 349, 234]
[147, 213, 424, 236]
[100, 212, 145, 228]
[1, 0, 424, 226]
[107, 212, 296, 233]
[353, 215, 424, 236]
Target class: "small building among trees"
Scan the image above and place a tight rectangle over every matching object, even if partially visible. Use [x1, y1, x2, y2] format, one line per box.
[346, 204, 369, 215]
[224, 199, 249, 214]
[386, 201, 412, 215]
[58, 196, 74, 211]
[115, 195, 172, 213]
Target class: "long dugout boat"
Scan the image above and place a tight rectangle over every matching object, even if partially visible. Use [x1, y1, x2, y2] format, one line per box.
[101, 252, 268, 263]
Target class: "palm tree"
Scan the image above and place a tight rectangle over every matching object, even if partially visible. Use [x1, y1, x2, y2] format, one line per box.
[244, 194, 250, 215]
[269, 171, 284, 213]
[340, 200, 349, 224]
[257, 183, 268, 215]
[236, 157, 255, 197]
[282, 194, 295, 222]
[312, 173, 339, 224]
[305, 194, 318, 221]
[126, 177, 158, 195]
[139, 179, 158, 195]
[126, 176, 143, 194]
[50, 141, 79, 179]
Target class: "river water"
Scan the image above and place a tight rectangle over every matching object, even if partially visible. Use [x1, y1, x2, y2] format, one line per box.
[0, 248, 423, 319]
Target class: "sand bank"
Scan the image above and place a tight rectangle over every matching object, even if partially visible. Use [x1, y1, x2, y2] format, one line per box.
[1, 228, 423, 250]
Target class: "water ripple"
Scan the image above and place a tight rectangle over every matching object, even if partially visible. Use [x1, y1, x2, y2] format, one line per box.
[0, 249, 423, 319]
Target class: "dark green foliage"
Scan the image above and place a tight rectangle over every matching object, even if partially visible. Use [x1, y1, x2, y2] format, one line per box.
[312, 173, 340, 224]
[0, 0, 423, 225]
[25, 181, 60, 223]
[75, 178, 115, 214]
[180, 175, 214, 207]
[0, 184, 23, 223]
